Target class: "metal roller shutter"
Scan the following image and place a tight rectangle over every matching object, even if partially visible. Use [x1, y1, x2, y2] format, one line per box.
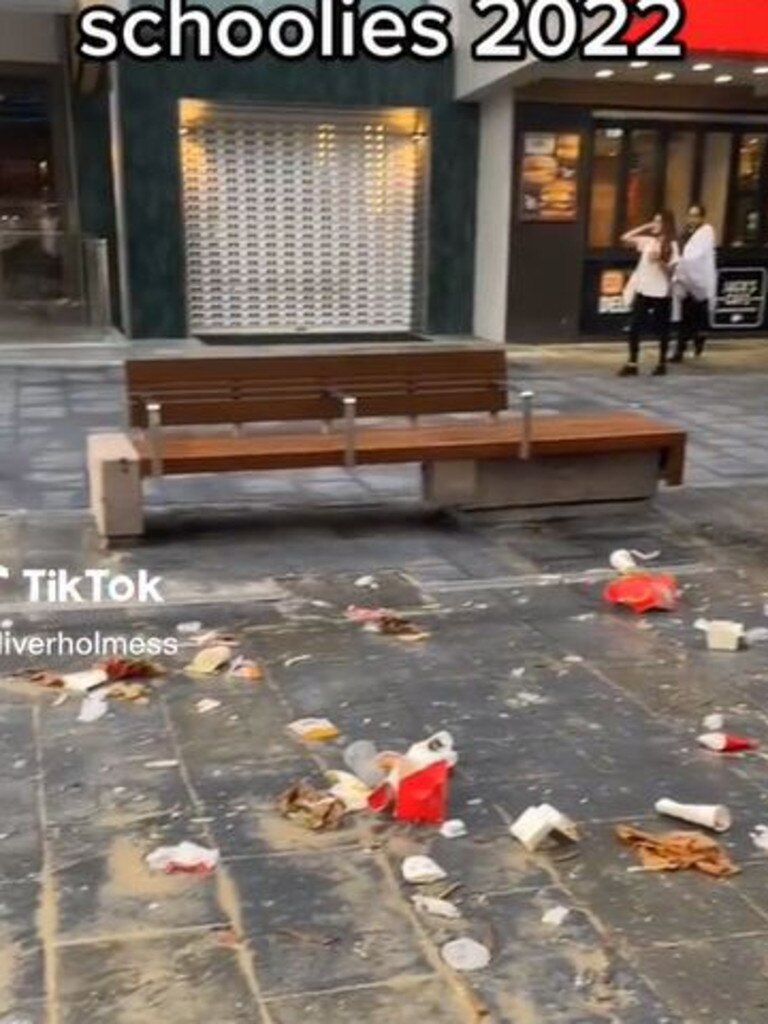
[179, 103, 428, 336]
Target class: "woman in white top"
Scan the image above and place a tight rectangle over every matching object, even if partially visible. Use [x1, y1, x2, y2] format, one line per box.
[671, 203, 717, 361]
[619, 210, 680, 377]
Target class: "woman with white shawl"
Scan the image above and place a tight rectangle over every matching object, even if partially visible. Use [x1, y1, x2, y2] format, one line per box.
[671, 204, 717, 361]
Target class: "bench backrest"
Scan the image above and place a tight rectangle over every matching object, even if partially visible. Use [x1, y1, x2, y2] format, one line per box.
[126, 349, 509, 428]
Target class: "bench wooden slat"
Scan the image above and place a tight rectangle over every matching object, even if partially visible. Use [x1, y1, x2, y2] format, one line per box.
[126, 350, 509, 427]
[134, 413, 686, 485]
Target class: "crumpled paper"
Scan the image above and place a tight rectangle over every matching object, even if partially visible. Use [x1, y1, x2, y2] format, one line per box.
[277, 782, 346, 831]
[616, 824, 738, 878]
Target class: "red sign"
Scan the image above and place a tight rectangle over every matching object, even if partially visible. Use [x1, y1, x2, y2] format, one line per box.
[682, 0, 768, 57]
[630, 0, 768, 58]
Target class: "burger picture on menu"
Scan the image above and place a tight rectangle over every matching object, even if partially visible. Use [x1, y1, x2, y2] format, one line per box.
[520, 132, 581, 222]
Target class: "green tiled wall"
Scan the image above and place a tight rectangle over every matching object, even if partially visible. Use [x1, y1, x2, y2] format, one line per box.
[116, 55, 478, 338]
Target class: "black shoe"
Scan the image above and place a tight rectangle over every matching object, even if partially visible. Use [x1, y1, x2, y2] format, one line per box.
[618, 363, 639, 377]
[652, 363, 667, 376]
[694, 337, 706, 357]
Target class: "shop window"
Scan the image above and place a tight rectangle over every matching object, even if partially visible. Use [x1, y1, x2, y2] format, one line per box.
[664, 131, 695, 229]
[588, 128, 623, 249]
[699, 133, 731, 244]
[729, 134, 767, 247]
[625, 130, 660, 230]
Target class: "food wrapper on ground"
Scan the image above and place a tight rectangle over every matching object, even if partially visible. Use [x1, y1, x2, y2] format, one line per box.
[228, 657, 263, 681]
[603, 572, 679, 614]
[101, 658, 163, 681]
[615, 824, 738, 878]
[184, 645, 233, 675]
[20, 669, 65, 689]
[277, 782, 346, 831]
[106, 681, 151, 703]
[326, 770, 372, 811]
[345, 606, 429, 641]
[145, 841, 220, 875]
[287, 717, 340, 742]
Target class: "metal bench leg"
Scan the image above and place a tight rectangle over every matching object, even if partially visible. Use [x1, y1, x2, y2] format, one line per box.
[342, 396, 358, 470]
[520, 391, 534, 461]
[146, 401, 163, 478]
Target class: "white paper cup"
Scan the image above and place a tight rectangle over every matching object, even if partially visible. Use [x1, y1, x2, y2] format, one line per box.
[609, 549, 638, 575]
[655, 798, 732, 833]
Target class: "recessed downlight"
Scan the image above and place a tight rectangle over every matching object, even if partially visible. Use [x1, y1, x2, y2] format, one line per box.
[630, 61, 649, 69]
[595, 69, 615, 79]
[692, 62, 713, 71]
[655, 72, 675, 82]
[715, 74, 734, 84]
[754, 66, 768, 75]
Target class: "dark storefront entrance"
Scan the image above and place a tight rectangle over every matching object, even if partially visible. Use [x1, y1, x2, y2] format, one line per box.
[508, 86, 768, 342]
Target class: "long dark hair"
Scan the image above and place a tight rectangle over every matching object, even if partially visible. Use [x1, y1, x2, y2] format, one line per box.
[658, 210, 677, 264]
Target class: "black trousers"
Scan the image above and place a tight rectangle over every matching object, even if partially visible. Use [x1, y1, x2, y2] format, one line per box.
[676, 295, 708, 355]
[628, 294, 672, 364]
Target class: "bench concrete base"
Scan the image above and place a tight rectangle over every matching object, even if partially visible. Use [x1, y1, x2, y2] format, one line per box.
[422, 451, 662, 510]
[87, 433, 144, 539]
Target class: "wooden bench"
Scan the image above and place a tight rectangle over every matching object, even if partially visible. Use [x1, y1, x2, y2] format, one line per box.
[87, 347, 686, 539]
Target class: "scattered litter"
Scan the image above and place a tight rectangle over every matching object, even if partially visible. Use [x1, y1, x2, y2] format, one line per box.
[616, 824, 738, 877]
[213, 927, 241, 949]
[571, 613, 597, 623]
[102, 658, 163, 682]
[441, 937, 491, 972]
[277, 781, 346, 831]
[184, 645, 232, 675]
[61, 668, 108, 693]
[176, 621, 203, 635]
[287, 717, 340, 742]
[750, 825, 768, 853]
[510, 804, 580, 852]
[507, 690, 548, 710]
[283, 655, 311, 668]
[563, 655, 583, 664]
[440, 819, 468, 839]
[106, 681, 151, 703]
[401, 855, 447, 884]
[371, 760, 450, 824]
[412, 894, 461, 919]
[511, 667, 526, 679]
[604, 573, 678, 614]
[699, 620, 745, 652]
[196, 698, 222, 715]
[345, 606, 429, 642]
[144, 759, 179, 769]
[609, 548, 660, 574]
[19, 669, 64, 689]
[697, 732, 758, 754]
[77, 692, 107, 724]
[745, 627, 768, 646]
[326, 770, 371, 811]
[407, 731, 458, 770]
[194, 629, 239, 648]
[228, 656, 263, 681]
[542, 905, 570, 927]
[654, 798, 731, 832]
[344, 740, 387, 788]
[702, 713, 725, 731]
[145, 841, 220, 875]
[354, 575, 378, 589]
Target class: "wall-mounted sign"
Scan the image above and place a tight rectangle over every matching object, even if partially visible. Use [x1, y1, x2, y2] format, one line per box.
[711, 268, 767, 330]
[597, 268, 633, 316]
[519, 132, 580, 223]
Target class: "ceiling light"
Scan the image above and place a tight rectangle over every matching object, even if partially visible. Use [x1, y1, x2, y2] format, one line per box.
[692, 62, 713, 71]
[630, 61, 648, 69]
[754, 66, 768, 75]
[655, 72, 675, 81]
[595, 69, 615, 79]
[715, 74, 734, 83]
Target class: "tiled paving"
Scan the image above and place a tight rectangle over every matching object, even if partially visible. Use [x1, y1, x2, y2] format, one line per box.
[1, 348, 768, 1021]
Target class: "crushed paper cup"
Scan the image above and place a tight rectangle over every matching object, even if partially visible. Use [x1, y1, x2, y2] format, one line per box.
[702, 713, 725, 732]
[697, 732, 759, 753]
[654, 798, 732, 833]
[704, 620, 745, 652]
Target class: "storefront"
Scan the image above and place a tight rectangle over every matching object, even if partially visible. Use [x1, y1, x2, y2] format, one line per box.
[457, 4, 768, 343]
